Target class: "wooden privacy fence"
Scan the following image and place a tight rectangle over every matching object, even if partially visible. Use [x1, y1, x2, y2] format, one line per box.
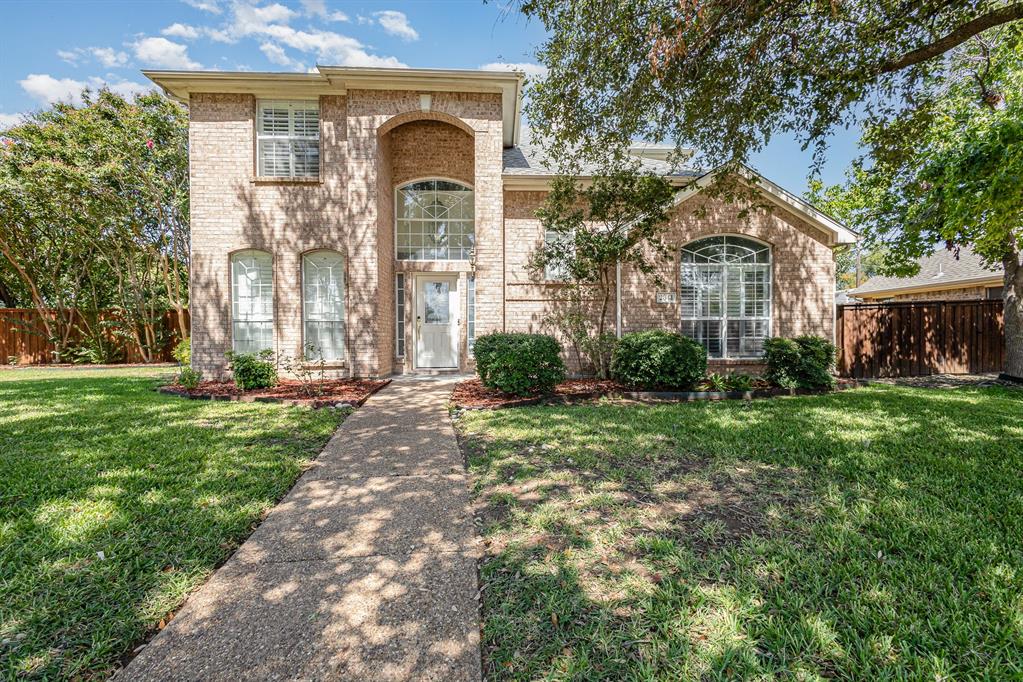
[836, 301, 1004, 378]
[0, 309, 190, 365]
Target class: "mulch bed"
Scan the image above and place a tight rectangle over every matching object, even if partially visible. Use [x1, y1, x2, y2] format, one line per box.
[160, 378, 390, 408]
[451, 377, 863, 410]
[452, 378, 628, 409]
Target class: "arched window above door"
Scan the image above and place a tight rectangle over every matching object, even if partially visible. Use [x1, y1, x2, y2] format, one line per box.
[395, 179, 474, 261]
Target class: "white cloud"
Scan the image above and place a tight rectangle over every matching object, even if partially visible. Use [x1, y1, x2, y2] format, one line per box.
[300, 0, 349, 21]
[162, 23, 202, 40]
[259, 42, 306, 71]
[90, 47, 129, 68]
[232, 2, 296, 33]
[480, 62, 548, 79]
[19, 74, 151, 106]
[132, 37, 202, 70]
[57, 49, 82, 65]
[57, 46, 130, 68]
[0, 112, 25, 130]
[373, 10, 418, 41]
[182, 0, 222, 13]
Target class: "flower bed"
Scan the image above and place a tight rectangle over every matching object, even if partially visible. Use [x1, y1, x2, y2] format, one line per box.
[160, 378, 390, 408]
[451, 377, 861, 410]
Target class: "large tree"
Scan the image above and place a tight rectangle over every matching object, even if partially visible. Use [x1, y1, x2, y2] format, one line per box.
[520, 0, 1023, 378]
[0, 90, 189, 362]
[817, 33, 1023, 377]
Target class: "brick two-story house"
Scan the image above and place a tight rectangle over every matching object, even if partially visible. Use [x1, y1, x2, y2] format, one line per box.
[145, 66, 857, 378]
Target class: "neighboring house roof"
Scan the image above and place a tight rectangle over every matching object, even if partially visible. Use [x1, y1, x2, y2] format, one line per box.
[835, 290, 861, 305]
[849, 246, 1003, 298]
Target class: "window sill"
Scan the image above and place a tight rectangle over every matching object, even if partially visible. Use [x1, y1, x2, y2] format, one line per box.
[252, 176, 322, 185]
[707, 358, 766, 365]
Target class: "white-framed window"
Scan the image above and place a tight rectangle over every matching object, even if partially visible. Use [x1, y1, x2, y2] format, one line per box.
[543, 229, 573, 281]
[396, 179, 474, 260]
[467, 275, 476, 355]
[680, 236, 772, 358]
[231, 250, 274, 354]
[302, 250, 345, 362]
[395, 273, 406, 357]
[257, 100, 320, 179]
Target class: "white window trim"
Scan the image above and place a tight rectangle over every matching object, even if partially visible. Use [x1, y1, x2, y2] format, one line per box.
[256, 99, 321, 180]
[301, 250, 346, 364]
[230, 249, 275, 355]
[394, 178, 476, 262]
[543, 228, 574, 282]
[680, 235, 773, 360]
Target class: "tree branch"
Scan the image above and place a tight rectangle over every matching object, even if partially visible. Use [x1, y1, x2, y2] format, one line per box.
[878, 3, 1023, 74]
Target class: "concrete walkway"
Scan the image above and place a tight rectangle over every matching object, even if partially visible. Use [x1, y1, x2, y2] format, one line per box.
[118, 379, 480, 681]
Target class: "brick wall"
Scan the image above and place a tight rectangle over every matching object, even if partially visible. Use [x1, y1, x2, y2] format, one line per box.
[189, 88, 501, 378]
[502, 190, 837, 374]
[877, 286, 988, 302]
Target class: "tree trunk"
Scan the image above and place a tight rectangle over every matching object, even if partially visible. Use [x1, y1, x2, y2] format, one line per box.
[1003, 248, 1023, 380]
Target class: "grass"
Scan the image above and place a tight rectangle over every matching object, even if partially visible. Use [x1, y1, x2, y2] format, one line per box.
[0, 366, 345, 679]
[455, 384, 1023, 680]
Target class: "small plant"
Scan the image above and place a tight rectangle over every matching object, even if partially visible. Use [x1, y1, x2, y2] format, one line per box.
[177, 367, 203, 390]
[226, 349, 277, 390]
[7, 355, 18, 367]
[699, 372, 729, 392]
[764, 335, 837, 389]
[610, 330, 707, 390]
[172, 337, 191, 365]
[278, 344, 328, 397]
[474, 332, 566, 396]
[724, 373, 755, 391]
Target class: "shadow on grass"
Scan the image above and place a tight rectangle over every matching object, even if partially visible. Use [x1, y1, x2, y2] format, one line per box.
[0, 373, 343, 679]
[459, 385, 1023, 679]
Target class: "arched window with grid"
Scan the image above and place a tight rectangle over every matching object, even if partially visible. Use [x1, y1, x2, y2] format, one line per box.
[395, 180, 474, 261]
[680, 236, 772, 358]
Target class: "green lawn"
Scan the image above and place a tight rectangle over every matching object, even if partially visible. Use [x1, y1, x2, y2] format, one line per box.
[456, 384, 1023, 680]
[0, 367, 344, 679]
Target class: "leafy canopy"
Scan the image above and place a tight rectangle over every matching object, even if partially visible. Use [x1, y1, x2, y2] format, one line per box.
[520, 0, 1023, 171]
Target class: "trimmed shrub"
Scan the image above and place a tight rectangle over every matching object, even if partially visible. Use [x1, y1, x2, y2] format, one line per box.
[764, 335, 837, 389]
[610, 330, 707, 390]
[474, 332, 566, 396]
[227, 350, 278, 390]
[177, 367, 203, 390]
[172, 337, 191, 365]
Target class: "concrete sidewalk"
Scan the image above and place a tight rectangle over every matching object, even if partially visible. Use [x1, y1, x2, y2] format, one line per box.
[118, 379, 481, 681]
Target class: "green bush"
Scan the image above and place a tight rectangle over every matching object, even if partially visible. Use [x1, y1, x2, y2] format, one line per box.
[474, 332, 566, 396]
[172, 337, 191, 365]
[226, 350, 278, 390]
[764, 335, 837, 389]
[177, 367, 203, 390]
[610, 330, 707, 390]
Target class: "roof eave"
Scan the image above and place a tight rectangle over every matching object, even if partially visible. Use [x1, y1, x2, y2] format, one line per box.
[143, 66, 524, 147]
[851, 274, 1004, 298]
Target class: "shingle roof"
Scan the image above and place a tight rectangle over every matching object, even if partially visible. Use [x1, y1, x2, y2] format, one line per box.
[502, 135, 702, 178]
[850, 246, 1002, 296]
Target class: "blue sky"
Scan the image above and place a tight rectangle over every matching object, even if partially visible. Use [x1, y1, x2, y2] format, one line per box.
[0, 0, 860, 194]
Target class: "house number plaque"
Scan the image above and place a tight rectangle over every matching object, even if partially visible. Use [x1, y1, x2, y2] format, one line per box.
[655, 292, 676, 304]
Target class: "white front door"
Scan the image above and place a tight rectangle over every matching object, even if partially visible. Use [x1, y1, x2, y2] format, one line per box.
[415, 275, 459, 368]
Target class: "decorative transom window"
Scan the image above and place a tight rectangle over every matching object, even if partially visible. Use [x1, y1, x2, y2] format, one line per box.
[396, 180, 474, 260]
[302, 251, 345, 362]
[231, 250, 273, 354]
[257, 100, 319, 178]
[680, 236, 772, 358]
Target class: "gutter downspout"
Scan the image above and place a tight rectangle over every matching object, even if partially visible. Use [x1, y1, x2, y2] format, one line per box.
[616, 261, 622, 338]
